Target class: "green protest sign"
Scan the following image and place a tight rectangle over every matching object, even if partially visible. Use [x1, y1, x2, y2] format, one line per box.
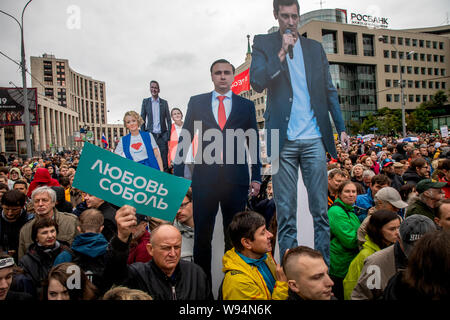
[73, 142, 191, 221]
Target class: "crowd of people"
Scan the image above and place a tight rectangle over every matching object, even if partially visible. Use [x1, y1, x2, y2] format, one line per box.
[1, 0, 449, 302]
[0, 125, 449, 301]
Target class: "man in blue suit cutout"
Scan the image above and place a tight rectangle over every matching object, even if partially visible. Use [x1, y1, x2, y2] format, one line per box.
[174, 59, 262, 284]
[250, 0, 350, 265]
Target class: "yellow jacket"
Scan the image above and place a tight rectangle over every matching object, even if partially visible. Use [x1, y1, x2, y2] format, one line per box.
[221, 248, 288, 300]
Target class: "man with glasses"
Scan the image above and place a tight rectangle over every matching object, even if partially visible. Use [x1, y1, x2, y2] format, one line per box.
[402, 158, 429, 186]
[173, 188, 194, 262]
[0, 190, 33, 262]
[141, 80, 172, 172]
[406, 179, 446, 221]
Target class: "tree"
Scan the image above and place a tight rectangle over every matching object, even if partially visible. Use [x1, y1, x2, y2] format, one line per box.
[348, 120, 361, 135]
[410, 103, 431, 133]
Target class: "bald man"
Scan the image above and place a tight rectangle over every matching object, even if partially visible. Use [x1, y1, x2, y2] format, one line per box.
[103, 205, 212, 300]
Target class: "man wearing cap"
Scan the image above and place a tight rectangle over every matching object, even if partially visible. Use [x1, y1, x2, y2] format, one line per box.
[382, 161, 404, 192]
[0, 254, 33, 300]
[351, 215, 436, 300]
[393, 162, 405, 177]
[357, 187, 408, 247]
[406, 179, 446, 221]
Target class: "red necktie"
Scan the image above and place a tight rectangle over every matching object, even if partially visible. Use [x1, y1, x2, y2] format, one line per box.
[217, 96, 226, 130]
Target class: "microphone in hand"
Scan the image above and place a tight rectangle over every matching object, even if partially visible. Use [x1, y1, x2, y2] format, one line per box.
[285, 29, 294, 59]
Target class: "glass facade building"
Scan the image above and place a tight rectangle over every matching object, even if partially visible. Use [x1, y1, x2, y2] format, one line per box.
[329, 64, 377, 123]
[299, 9, 347, 28]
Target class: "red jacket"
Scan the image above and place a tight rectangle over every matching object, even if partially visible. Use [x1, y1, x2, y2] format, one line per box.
[439, 176, 450, 199]
[27, 168, 60, 198]
[127, 230, 152, 264]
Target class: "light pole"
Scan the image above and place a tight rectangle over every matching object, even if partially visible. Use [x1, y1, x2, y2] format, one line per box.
[0, 0, 33, 159]
[378, 36, 414, 138]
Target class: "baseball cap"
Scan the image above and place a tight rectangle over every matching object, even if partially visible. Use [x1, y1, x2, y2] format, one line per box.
[383, 159, 394, 167]
[393, 162, 404, 168]
[400, 215, 436, 257]
[416, 179, 447, 194]
[374, 187, 408, 209]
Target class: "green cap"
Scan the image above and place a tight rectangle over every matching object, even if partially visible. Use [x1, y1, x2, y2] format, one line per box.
[416, 179, 447, 194]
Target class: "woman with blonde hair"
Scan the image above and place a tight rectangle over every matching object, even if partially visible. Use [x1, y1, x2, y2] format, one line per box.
[114, 111, 163, 171]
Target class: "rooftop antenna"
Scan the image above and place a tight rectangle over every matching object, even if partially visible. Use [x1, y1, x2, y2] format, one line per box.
[317, 0, 326, 9]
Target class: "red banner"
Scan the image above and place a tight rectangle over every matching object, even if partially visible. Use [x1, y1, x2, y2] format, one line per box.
[231, 68, 250, 95]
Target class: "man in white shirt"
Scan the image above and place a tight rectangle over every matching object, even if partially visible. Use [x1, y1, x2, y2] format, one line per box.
[140, 81, 172, 172]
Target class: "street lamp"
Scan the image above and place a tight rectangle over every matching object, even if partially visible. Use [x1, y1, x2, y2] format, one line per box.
[378, 36, 414, 138]
[0, 0, 33, 159]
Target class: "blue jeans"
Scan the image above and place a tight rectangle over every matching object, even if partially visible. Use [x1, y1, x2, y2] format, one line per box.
[272, 138, 330, 265]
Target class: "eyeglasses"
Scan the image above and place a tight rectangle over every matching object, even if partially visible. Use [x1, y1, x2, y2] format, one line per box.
[179, 201, 191, 209]
[2, 206, 22, 213]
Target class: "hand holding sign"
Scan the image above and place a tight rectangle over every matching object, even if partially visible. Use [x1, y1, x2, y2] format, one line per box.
[116, 205, 138, 243]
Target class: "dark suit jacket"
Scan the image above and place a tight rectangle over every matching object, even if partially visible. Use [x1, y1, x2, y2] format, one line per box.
[140, 97, 171, 141]
[250, 32, 346, 159]
[173, 92, 261, 187]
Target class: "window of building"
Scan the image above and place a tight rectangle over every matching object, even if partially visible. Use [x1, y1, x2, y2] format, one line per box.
[420, 53, 425, 61]
[421, 67, 426, 75]
[399, 51, 404, 59]
[413, 53, 418, 61]
[407, 52, 412, 60]
[409, 95, 414, 102]
[412, 39, 417, 46]
[434, 55, 438, 62]
[414, 67, 419, 74]
[343, 32, 357, 55]
[45, 87, 54, 99]
[436, 82, 440, 89]
[393, 80, 399, 88]
[392, 65, 398, 73]
[433, 41, 437, 49]
[408, 80, 413, 88]
[415, 81, 420, 88]
[398, 37, 403, 45]
[428, 68, 433, 75]
[407, 66, 412, 74]
[440, 56, 445, 63]
[439, 42, 444, 50]
[441, 69, 446, 76]
[384, 50, 389, 58]
[427, 54, 432, 62]
[385, 79, 391, 87]
[443, 82, 447, 89]
[429, 82, 433, 89]
[426, 40, 431, 48]
[390, 36, 396, 45]
[391, 51, 397, 59]
[386, 94, 392, 102]
[405, 38, 411, 46]
[385, 65, 390, 72]
[362, 34, 374, 56]
[322, 30, 338, 54]
[423, 95, 428, 102]
[416, 95, 421, 103]
[422, 80, 427, 88]
[419, 40, 424, 47]
[394, 94, 400, 102]
[401, 66, 405, 74]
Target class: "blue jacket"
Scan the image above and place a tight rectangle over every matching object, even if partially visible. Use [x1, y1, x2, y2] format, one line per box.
[250, 31, 346, 159]
[54, 232, 109, 265]
[355, 189, 374, 222]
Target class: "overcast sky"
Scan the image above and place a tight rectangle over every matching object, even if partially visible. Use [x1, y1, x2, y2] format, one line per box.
[1, 0, 449, 124]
